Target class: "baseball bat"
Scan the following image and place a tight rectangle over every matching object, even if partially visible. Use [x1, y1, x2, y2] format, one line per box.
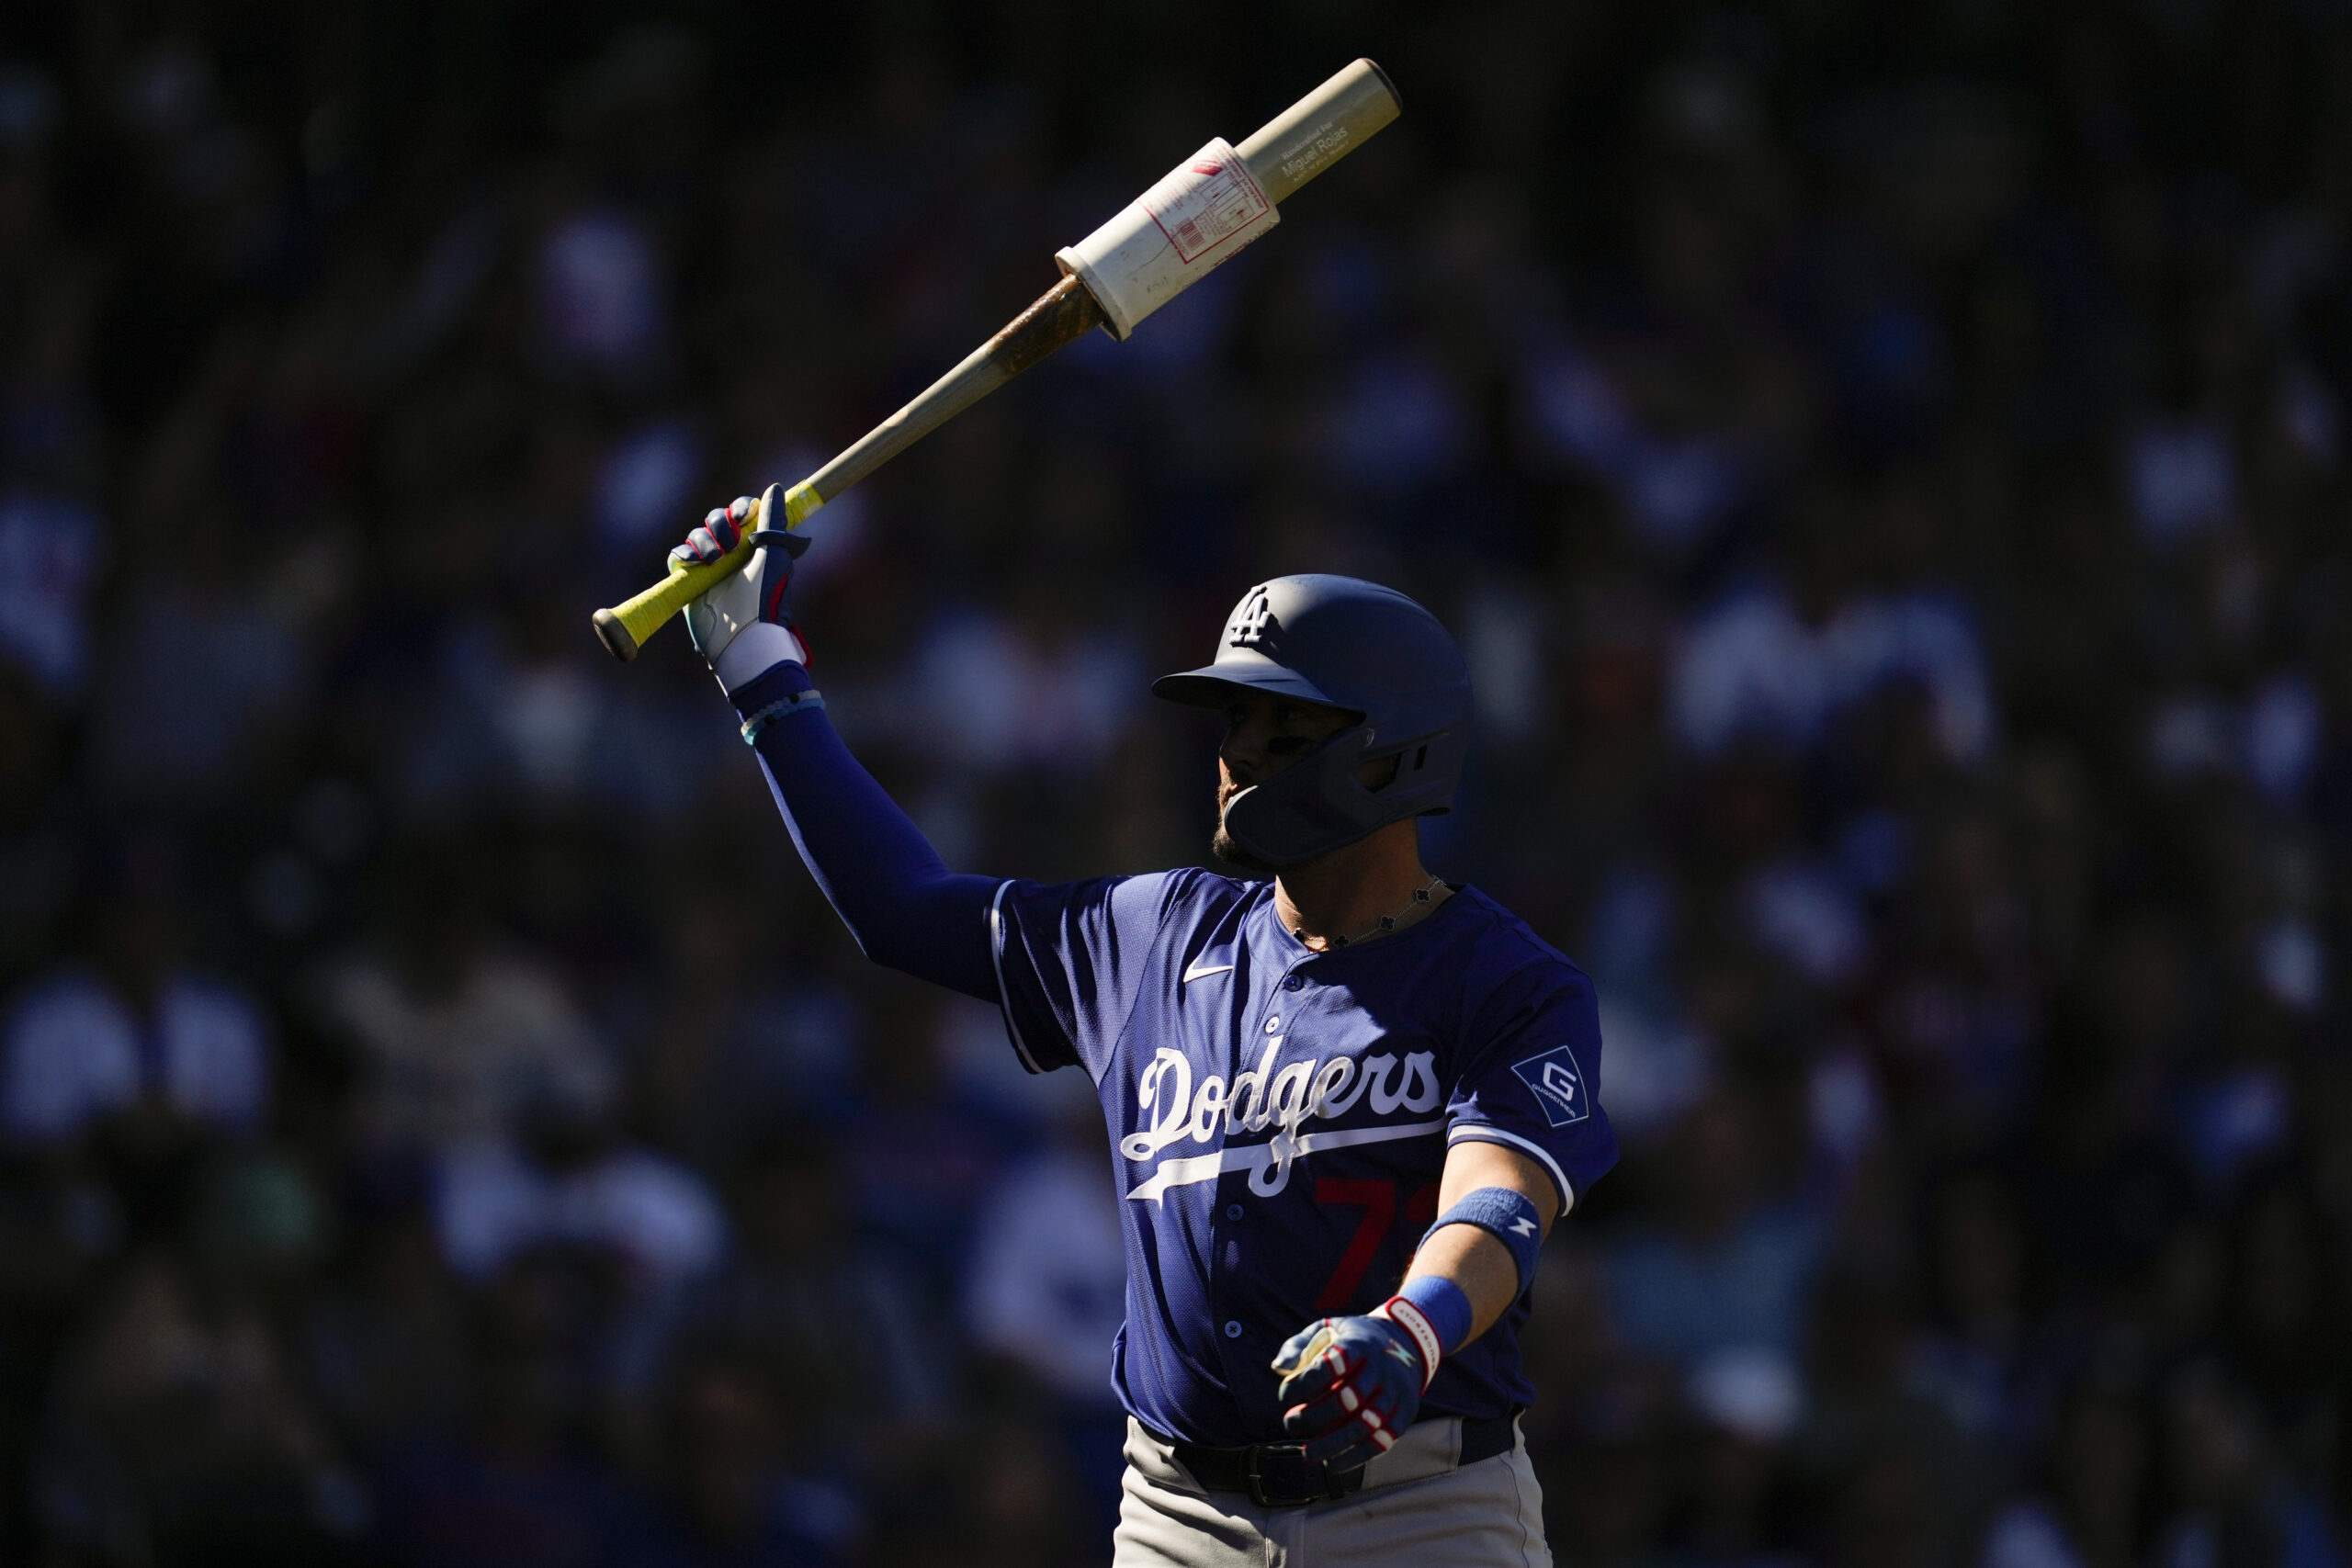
[592, 58, 1402, 661]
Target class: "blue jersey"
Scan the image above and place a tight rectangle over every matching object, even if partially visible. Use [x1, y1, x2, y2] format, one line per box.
[989, 869, 1619, 1447]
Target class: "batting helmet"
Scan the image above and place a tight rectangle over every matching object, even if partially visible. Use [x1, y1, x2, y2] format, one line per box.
[1153, 575, 1472, 866]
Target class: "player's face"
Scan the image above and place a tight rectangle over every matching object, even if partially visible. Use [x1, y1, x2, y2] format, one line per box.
[1211, 691, 1354, 869]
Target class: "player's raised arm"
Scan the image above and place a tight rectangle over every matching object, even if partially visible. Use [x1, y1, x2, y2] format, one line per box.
[673, 498, 1001, 1000]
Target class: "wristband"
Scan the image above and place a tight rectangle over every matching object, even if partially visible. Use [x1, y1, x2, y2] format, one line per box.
[1426, 1187, 1544, 1298]
[1395, 1273, 1473, 1355]
[729, 660, 816, 720]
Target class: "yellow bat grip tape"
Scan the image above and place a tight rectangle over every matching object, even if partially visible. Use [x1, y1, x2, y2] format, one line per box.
[592, 482, 806, 662]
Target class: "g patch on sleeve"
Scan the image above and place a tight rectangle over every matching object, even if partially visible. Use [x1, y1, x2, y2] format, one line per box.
[1510, 1044, 1590, 1128]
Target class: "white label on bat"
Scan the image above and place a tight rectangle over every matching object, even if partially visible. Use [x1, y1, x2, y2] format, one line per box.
[1056, 138, 1281, 340]
[1139, 140, 1275, 265]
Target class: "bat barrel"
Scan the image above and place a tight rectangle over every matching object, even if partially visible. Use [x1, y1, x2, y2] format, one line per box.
[1057, 58, 1402, 341]
[1237, 59, 1402, 206]
[592, 64, 1397, 661]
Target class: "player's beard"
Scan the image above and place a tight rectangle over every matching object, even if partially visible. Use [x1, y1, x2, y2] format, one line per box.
[1212, 783, 1280, 875]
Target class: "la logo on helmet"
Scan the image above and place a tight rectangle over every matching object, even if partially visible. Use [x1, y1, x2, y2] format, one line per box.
[1229, 588, 1275, 647]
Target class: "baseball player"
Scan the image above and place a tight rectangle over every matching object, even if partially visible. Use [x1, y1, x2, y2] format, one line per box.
[671, 496, 1618, 1565]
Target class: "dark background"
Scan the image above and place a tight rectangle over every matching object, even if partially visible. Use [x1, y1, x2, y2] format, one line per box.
[0, 1, 2348, 1564]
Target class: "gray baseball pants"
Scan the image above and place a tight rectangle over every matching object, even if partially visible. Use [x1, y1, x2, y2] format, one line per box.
[1112, 1416, 1554, 1568]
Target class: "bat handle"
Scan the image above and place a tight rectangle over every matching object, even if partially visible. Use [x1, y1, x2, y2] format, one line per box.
[591, 483, 806, 661]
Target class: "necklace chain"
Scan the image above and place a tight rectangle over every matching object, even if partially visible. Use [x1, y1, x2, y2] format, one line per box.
[1292, 875, 1448, 952]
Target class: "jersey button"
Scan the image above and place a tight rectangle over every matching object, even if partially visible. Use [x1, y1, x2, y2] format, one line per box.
[1225, 1321, 1243, 1338]
[1226, 1203, 1244, 1221]
[1283, 975, 1305, 992]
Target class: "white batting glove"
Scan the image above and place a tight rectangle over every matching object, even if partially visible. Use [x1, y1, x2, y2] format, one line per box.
[673, 495, 812, 693]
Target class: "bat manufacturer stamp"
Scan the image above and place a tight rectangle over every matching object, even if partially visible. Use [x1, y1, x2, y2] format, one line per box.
[1056, 134, 1283, 338]
[1141, 139, 1277, 265]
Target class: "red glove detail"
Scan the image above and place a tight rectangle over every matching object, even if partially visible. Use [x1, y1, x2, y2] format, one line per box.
[672, 495, 755, 567]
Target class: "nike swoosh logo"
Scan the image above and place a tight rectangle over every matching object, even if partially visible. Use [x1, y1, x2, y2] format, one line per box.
[1182, 961, 1236, 983]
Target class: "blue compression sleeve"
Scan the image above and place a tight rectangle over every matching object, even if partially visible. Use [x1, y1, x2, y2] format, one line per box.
[732, 664, 1001, 1001]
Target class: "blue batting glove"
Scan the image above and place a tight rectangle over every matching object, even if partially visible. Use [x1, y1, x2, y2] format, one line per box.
[673, 493, 814, 692]
[1271, 1304, 1434, 1472]
[670, 493, 757, 570]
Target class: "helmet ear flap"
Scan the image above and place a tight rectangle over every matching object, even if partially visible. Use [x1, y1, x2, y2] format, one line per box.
[1367, 728, 1467, 818]
[1221, 719, 1473, 866]
[1221, 727, 1387, 867]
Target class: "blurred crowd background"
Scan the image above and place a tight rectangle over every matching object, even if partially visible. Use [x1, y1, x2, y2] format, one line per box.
[1, 0, 2349, 1564]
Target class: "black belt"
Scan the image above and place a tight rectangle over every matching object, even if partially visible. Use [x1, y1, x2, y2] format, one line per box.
[1168, 1413, 1519, 1509]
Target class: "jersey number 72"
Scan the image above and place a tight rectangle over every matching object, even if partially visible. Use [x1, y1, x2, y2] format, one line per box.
[1313, 1178, 1440, 1313]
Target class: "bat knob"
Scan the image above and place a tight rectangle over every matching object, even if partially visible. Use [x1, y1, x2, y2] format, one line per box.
[592, 607, 641, 662]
